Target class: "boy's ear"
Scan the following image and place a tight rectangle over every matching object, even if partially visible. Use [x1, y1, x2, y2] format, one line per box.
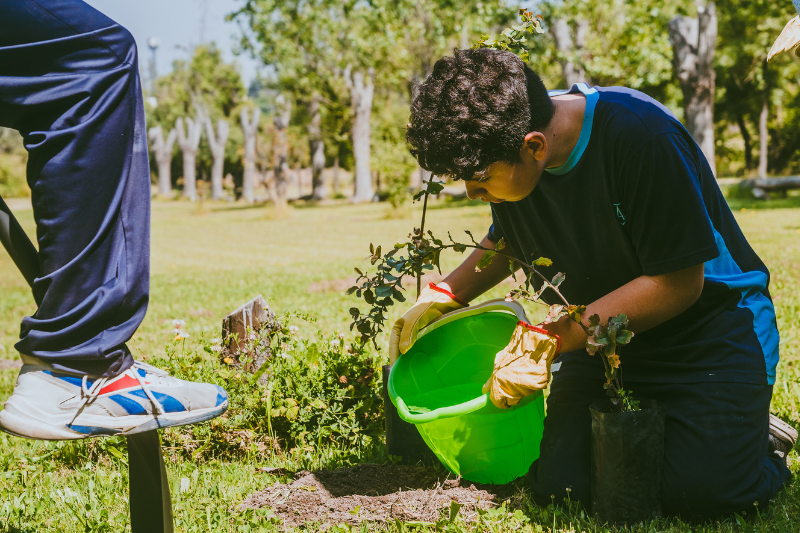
[522, 132, 547, 161]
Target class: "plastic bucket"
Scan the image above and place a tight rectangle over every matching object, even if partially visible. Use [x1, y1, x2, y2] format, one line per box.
[388, 300, 546, 484]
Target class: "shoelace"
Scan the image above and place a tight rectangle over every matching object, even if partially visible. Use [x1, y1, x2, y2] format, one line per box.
[69, 367, 166, 427]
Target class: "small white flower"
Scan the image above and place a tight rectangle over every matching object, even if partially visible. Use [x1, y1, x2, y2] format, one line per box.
[288, 325, 299, 334]
[172, 319, 186, 328]
[330, 339, 340, 348]
[278, 353, 291, 359]
[337, 331, 345, 339]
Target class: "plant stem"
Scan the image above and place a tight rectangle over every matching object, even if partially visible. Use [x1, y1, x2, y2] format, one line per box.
[416, 189, 430, 299]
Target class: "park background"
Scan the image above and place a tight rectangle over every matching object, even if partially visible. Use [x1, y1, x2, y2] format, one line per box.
[1, 0, 800, 531]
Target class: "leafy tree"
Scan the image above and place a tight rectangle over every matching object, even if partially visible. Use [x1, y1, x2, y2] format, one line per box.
[715, 0, 800, 177]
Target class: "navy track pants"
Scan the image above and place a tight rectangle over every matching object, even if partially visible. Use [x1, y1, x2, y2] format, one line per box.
[529, 373, 791, 520]
[0, 0, 149, 377]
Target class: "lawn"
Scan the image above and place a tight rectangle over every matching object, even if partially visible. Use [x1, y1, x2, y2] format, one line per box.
[0, 194, 799, 531]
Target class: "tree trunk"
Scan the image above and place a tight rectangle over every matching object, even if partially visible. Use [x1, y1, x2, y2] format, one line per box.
[240, 107, 261, 204]
[669, 3, 717, 176]
[308, 93, 326, 201]
[736, 113, 753, 173]
[552, 18, 587, 87]
[273, 94, 292, 211]
[759, 83, 769, 177]
[333, 156, 340, 193]
[176, 117, 202, 201]
[148, 125, 177, 198]
[346, 67, 375, 203]
[205, 118, 230, 201]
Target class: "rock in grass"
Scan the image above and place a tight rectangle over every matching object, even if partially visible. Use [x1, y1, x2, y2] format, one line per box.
[221, 295, 280, 384]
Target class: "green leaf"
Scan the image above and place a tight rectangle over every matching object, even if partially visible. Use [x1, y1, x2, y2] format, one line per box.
[551, 272, 565, 287]
[453, 243, 467, 253]
[495, 237, 506, 251]
[345, 286, 358, 295]
[476, 250, 496, 271]
[364, 289, 374, 305]
[425, 181, 445, 195]
[375, 285, 393, 298]
[533, 256, 553, 267]
[588, 314, 601, 328]
[616, 329, 633, 344]
[449, 500, 463, 523]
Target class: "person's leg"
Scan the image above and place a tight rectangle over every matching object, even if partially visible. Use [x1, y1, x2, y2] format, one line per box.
[0, 0, 147, 377]
[638, 381, 790, 520]
[527, 373, 607, 508]
[0, 0, 228, 440]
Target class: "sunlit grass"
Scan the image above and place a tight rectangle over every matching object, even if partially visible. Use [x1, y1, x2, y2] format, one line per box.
[0, 196, 798, 531]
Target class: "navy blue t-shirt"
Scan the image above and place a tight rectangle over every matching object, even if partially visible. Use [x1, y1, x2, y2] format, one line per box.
[488, 84, 779, 385]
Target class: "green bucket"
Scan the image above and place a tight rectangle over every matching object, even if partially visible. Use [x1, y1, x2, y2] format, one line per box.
[388, 300, 546, 484]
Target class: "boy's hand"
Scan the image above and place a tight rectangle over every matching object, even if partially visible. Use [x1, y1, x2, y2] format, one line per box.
[482, 322, 561, 409]
[388, 283, 467, 364]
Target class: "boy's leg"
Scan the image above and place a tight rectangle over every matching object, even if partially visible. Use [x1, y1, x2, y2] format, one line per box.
[641, 381, 790, 520]
[0, 0, 148, 377]
[527, 373, 607, 507]
[0, 0, 228, 440]
[528, 374, 791, 519]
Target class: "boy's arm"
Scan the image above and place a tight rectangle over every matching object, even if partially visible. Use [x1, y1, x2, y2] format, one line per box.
[541, 263, 705, 353]
[438, 234, 517, 303]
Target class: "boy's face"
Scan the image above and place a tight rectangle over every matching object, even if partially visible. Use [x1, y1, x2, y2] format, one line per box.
[463, 132, 548, 203]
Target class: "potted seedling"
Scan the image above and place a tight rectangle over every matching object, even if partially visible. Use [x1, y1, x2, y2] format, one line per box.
[347, 10, 665, 523]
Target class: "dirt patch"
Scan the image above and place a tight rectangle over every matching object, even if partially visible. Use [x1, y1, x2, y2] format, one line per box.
[0, 359, 21, 371]
[241, 463, 515, 527]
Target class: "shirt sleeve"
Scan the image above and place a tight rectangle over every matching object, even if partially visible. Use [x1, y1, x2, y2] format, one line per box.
[618, 132, 719, 276]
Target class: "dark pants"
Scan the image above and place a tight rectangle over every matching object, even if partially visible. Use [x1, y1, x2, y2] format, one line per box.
[0, 0, 149, 377]
[529, 373, 791, 520]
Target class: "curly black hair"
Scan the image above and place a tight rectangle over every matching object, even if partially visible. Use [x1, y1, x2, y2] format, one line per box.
[406, 48, 554, 181]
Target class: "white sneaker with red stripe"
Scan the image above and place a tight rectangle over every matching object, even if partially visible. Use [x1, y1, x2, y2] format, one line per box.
[0, 355, 228, 440]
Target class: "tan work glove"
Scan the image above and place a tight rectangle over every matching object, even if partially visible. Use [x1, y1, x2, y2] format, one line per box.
[482, 322, 561, 409]
[389, 283, 467, 364]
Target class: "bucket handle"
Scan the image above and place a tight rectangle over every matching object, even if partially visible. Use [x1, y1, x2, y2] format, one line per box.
[417, 298, 530, 340]
[390, 299, 532, 424]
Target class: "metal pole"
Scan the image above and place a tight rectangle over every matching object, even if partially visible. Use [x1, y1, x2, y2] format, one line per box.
[0, 195, 174, 533]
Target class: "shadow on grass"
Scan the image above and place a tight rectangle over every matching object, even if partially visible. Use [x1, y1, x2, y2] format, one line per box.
[727, 195, 800, 211]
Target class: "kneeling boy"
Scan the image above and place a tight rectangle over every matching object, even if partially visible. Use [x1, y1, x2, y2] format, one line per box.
[392, 48, 793, 519]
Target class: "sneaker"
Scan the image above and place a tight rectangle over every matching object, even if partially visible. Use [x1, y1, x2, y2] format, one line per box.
[768, 413, 798, 468]
[0, 355, 228, 440]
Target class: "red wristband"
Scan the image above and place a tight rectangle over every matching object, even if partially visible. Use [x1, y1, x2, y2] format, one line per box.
[517, 320, 563, 355]
[429, 282, 469, 307]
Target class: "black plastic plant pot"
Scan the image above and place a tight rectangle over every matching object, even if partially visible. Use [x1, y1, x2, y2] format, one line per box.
[590, 399, 665, 525]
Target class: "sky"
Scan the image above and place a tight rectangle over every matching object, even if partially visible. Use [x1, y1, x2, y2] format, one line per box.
[83, 0, 261, 88]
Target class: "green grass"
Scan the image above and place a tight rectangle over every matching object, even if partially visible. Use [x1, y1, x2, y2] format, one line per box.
[0, 196, 799, 531]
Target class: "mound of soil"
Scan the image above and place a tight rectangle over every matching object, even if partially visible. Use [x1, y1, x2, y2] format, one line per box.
[241, 463, 514, 527]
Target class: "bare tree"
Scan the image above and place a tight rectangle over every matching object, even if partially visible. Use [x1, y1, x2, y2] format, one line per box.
[308, 93, 326, 201]
[551, 18, 589, 87]
[669, 3, 717, 176]
[271, 94, 292, 211]
[240, 107, 261, 204]
[175, 117, 203, 201]
[346, 67, 375, 203]
[205, 118, 230, 201]
[758, 60, 770, 177]
[148, 125, 177, 198]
